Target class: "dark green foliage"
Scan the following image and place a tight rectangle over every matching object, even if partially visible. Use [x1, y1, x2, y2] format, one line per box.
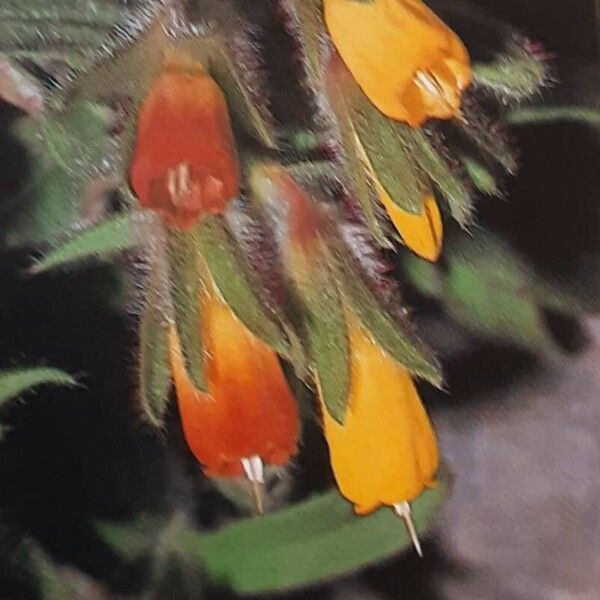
[301, 263, 350, 424]
[444, 238, 554, 349]
[2, 538, 86, 600]
[5, 101, 111, 248]
[168, 231, 207, 391]
[138, 296, 172, 429]
[403, 128, 473, 226]
[351, 95, 428, 215]
[196, 217, 295, 359]
[336, 259, 443, 386]
[0, 0, 128, 72]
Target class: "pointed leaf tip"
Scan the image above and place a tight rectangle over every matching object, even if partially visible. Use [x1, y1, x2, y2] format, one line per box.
[30, 215, 137, 274]
[0, 367, 77, 408]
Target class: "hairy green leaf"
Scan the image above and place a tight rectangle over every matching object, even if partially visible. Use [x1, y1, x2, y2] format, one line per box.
[64, 8, 167, 106]
[0, 0, 124, 29]
[281, 0, 325, 88]
[461, 156, 499, 195]
[403, 128, 473, 226]
[0, 0, 130, 71]
[351, 97, 428, 215]
[38, 103, 112, 174]
[0, 57, 43, 114]
[6, 101, 111, 248]
[0, 367, 76, 409]
[30, 215, 136, 274]
[455, 109, 517, 174]
[336, 261, 442, 386]
[325, 68, 393, 248]
[168, 230, 206, 391]
[138, 296, 171, 429]
[472, 42, 547, 102]
[207, 40, 278, 150]
[196, 218, 292, 358]
[303, 265, 350, 424]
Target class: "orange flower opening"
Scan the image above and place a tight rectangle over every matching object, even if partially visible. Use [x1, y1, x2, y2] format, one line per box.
[320, 315, 439, 515]
[169, 279, 299, 478]
[324, 0, 471, 127]
[129, 55, 239, 230]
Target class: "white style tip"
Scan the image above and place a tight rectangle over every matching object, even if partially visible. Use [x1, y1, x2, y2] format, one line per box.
[393, 501, 423, 558]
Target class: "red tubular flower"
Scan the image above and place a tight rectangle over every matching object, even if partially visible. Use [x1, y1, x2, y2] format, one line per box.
[129, 55, 239, 230]
[169, 280, 299, 479]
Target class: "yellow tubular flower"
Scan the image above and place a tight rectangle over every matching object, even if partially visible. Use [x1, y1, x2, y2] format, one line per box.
[377, 185, 443, 261]
[350, 116, 443, 260]
[324, 0, 471, 127]
[320, 314, 439, 516]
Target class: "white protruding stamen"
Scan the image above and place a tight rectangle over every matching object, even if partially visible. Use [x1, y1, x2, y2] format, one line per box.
[394, 501, 423, 558]
[250, 455, 265, 484]
[167, 167, 177, 199]
[241, 455, 264, 482]
[414, 70, 440, 97]
[414, 69, 456, 114]
[166, 162, 192, 204]
[241, 455, 265, 515]
[177, 162, 191, 195]
[241, 457, 254, 481]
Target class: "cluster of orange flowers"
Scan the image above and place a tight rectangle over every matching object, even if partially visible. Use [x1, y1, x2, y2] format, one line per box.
[128, 0, 471, 550]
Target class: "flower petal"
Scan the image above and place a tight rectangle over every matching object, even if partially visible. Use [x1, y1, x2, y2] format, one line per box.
[169, 281, 299, 476]
[129, 59, 239, 229]
[324, 0, 471, 126]
[321, 314, 439, 514]
[377, 185, 443, 261]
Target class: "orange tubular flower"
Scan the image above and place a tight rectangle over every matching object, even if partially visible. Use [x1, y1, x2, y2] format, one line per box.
[169, 280, 299, 481]
[324, 0, 471, 127]
[129, 55, 239, 230]
[320, 315, 439, 518]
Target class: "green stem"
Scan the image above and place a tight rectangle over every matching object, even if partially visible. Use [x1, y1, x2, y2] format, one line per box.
[506, 105, 600, 126]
